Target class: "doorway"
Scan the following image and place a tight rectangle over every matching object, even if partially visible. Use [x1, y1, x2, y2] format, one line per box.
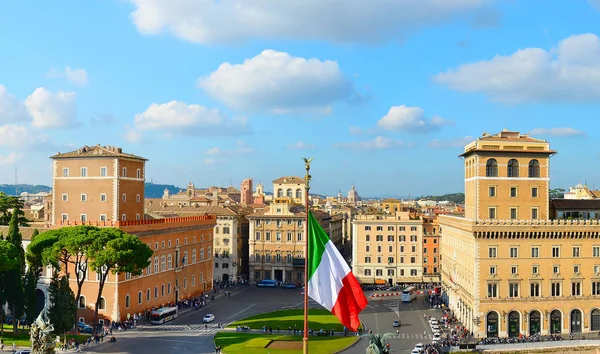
[274, 270, 283, 282]
[486, 311, 499, 338]
[529, 310, 541, 335]
[508, 311, 520, 338]
[571, 309, 582, 333]
[550, 310, 562, 334]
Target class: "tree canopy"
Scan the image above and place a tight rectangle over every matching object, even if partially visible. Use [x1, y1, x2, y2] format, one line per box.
[0, 192, 30, 226]
[0, 239, 19, 272]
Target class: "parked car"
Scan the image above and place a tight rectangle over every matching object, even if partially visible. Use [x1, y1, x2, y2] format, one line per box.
[433, 333, 442, 342]
[77, 322, 93, 333]
[202, 314, 215, 323]
[392, 320, 401, 327]
[4, 315, 27, 325]
[14, 351, 32, 354]
[283, 283, 297, 289]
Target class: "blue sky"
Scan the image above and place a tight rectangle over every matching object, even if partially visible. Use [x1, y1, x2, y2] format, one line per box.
[1, 0, 599, 197]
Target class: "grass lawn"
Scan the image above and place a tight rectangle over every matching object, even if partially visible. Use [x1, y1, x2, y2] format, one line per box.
[214, 332, 356, 354]
[228, 309, 360, 332]
[0, 325, 90, 348]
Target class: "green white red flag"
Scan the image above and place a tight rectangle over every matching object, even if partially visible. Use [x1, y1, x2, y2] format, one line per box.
[307, 211, 368, 331]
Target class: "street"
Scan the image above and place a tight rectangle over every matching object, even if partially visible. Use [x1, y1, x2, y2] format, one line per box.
[78, 287, 437, 354]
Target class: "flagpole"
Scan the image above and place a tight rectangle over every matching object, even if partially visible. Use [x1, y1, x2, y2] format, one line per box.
[302, 157, 312, 354]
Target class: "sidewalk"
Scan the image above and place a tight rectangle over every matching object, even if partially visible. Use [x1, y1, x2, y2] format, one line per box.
[220, 327, 360, 337]
[450, 338, 600, 352]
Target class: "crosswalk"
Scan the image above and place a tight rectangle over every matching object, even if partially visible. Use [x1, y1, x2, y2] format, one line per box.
[389, 333, 432, 340]
[135, 324, 220, 333]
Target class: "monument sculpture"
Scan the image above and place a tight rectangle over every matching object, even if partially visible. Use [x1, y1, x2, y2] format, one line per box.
[30, 309, 56, 354]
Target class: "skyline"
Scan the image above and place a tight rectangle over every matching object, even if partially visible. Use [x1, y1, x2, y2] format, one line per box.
[1, 1, 600, 196]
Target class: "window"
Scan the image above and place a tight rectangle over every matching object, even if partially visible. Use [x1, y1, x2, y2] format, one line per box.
[297, 232, 302, 241]
[552, 246, 560, 258]
[592, 282, 600, 296]
[532, 187, 538, 198]
[100, 167, 107, 177]
[410, 235, 417, 242]
[154, 257, 159, 273]
[509, 283, 519, 297]
[136, 194, 141, 202]
[80, 214, 87, 222]
[138, 292, 143, 304]
[388, 245, 392, 252]
[511, 266, 518, 274]
[255, 232, 260, 241]
[137, 168, 141, 178]
[122, 214, 126, 221]
[528, 159, 540, 177]
[532, 265, 539, 274]
[364, 256, 371, 263]
[377, 256, 381, 263]
[365, 226, 371, 231]
[510, 208, 517, 219]
[136, 214, 140, 220]
[572, 282, 581, 296]
[62, 168, 69, 177]
[364, 269, 372, 276]
[489, 186, 496, 197]
[80, 167, 88, 177]
[100, 193, 107, 202]
[81, 194, 87, 202]
[287, 232, 292, 242]
[411, 245, 416, 252]
[154, 287, 158, 299]
[531, 247, 539, 258]
[388, 235, 394, 242]
[161, 284, 165, 296]
[122, 167, 127, 177]
[146, 289, 151, 301]
[487, 283, 498, 297]
[168, 282, 172, 294]
[553, 265, 560, 274]
[410, 269, 417, 276]
[531, 208, 538, 220]
[100, 214, 107, 222]
[595, 265, 600, 274]
[594, 246, 600, 257]
[376, 269, 383, 276]
[167, 255, 172, 269]
[410, 256, 416, 263]
[399, 235, 405, 242]
[276, 232, 281, 241]
[551, 282, 561, 296]
[125, 295, 130, 308]
[489, 207, 496, 219]
[62, 193, 68, 202]
[376, 226, 383, 231]
[573, 246, 581, 258]
[411, 226, 417, 231]
[488, 247, 497, 258]
[399, 227, 405, 231]
[376, 235, 383, 242]
[507, 159, 519, 177]
[530, 283, 540, 297]
[486, 159, 498, 177]
[387, 226, 394, 231]
[160, 256, 166, 271]
[78, 296, 86, 309]
[489, 266, 496, 275]
[510, 187, 518, 198]
[387, 257, 394, 264]
[62, 213, 68, 222]
[387, 269, 394, 276]
[124, 272, 131, 280]
[122, 194, 126, 202]
[510, 247, 518, 258]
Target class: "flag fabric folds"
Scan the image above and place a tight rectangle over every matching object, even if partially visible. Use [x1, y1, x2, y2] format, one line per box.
[307, 211, 368, 331]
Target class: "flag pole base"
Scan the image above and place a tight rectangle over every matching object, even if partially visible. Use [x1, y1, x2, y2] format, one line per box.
[303, 337, 308, 354]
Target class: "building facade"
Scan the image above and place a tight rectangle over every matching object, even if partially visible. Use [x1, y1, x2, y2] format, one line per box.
[422, 216, 441, 282]
[240, 178, 253, 206]
[272, 176, 306, 205]
[440, 130, 600, 338]
[352, 212, 424, 286]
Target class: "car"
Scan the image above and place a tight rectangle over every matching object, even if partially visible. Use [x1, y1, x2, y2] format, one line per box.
[283, 283, 297, 289]
[77, 322, 93, 333]
[411, 350, 421, 354]
[392, 320, 401, 327]
[428, 317, 437, 324]
[14, 351, 32, 354]
[414, 343, 424, 351]
[430, 324, 440, 331]
[202, 314, 215, 323]
[433, 333, 442, 342]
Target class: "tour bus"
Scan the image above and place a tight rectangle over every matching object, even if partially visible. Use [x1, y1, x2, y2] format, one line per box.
[402, 286, 417, 302]
[257, 279, 278, 288]
[150, 306, 178, 325]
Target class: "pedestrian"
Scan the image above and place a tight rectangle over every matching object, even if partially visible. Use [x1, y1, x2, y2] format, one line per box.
[0, 338, 4, 351]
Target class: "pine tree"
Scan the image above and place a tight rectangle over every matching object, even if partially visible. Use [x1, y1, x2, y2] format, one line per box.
[23, 229, 41, 325]
[5, 209, 24, 333]
[48, 272, 76, 340]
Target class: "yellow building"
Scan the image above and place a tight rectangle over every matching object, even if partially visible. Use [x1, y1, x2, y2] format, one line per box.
[352, 212, 424, 285]
[440, 130, 600, 338]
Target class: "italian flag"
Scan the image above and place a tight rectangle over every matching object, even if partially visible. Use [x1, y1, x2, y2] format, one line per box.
[307, 211, 368, 331]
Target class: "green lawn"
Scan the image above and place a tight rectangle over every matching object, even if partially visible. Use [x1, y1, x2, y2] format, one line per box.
[0, 325, 90, 348]
[214, 332, 356, 354]
[228, 309, 358, 332]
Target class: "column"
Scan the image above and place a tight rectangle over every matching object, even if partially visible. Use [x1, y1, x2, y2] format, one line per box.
[282, 268, 286, 283]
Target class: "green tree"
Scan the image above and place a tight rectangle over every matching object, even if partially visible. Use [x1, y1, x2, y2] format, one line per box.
[0, 193, 30, 226]
[23, 229, 41, 325]
[28, 226, 97, 332]
[0, 239, 19, 272]
[47, 272, 76, 341]
[5, 209, 25, 333]
[549, 188, 566, 199]
[87, 228, 152, 335]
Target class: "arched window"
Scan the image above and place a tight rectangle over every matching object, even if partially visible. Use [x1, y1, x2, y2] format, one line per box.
[183, 278, 187, 289]
[507, 159, 519, 177]
[161, 284, 165, 296]
[167, 254, 172, 269]
[98, 297, 106, 310]
[296, 189, 302, 199]
[286, 188, 293, 197]
[154, 286, 158, 299]
[167, 282, 172, 294]
[591, 309, 600, 331]
[529, 159, 540, 177]
[138, 291, 142, 304]
[161, 255, 166, 271]
[146, 288, 151, 301]
[277, 188, 283, 198]
[78, 296, 86, 309]
[486, 159, 498, 177]
[125, 294, 130, 308]
[192, 275, 196, 286]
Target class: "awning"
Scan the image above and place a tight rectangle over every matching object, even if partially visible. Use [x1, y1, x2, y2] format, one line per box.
[375, 279, 386, 285]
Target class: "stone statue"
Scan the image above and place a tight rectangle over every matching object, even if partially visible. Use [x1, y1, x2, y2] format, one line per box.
[30, 308, 56, 354]
[364, 333, 394, 354]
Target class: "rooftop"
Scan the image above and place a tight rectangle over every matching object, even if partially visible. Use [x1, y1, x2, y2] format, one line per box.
[51, 144, 147, 161]
[272, 176, 305, 184]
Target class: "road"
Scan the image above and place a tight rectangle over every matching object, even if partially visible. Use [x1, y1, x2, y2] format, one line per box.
[80, 287, 437, 354]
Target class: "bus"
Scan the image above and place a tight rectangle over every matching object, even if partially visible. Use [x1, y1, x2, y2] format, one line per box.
[150, 306, 178, 325]
[257, 279, 277, 288]
[402, 286, 417, 302]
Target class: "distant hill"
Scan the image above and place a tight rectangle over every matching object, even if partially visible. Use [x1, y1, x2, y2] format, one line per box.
[0, 183, 184, 199]
[0, 184, 52, 195]
[421, 193, 465, 204]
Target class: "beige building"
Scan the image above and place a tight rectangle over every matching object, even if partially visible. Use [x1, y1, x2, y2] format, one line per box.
[440, 130, 600, 339]
[352, 212, 424, 286]
[272, 176, 306, 205]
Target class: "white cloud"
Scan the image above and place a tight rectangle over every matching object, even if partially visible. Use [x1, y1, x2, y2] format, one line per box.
[376, 105, 452, 133]
[334, 136, 405, 150]
[198, 50, 353, 114]
[529, 127, 585, 137]
[47, 66, 88, 86]
[25, 88, 78, 128]
[0, 85, 29, 123]
[0, 125, 53, 150]
[287, 141, 316, 149]
[205, 140, 255, 155]
[429, 136, 475, 148]
[129, 0, 492, 45]
[0, 152, 22, 165]
[134, 100, 247, 135]
[434, 34, 600, 103]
